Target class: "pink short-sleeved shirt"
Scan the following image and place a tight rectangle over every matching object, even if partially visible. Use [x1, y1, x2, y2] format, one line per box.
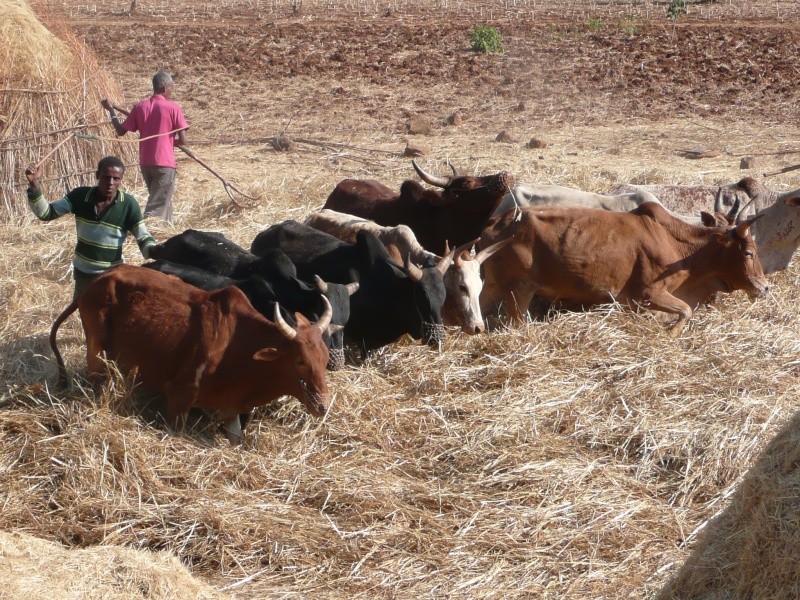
[121, 94, 189, 168]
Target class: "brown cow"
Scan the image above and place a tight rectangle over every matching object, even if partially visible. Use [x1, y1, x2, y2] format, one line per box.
[49, 265, 332, 443]
[479, 202, 768, 334]
[323, 160, 515, 255]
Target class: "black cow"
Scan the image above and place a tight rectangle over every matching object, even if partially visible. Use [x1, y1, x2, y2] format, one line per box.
[251, 221, 452, 355]
[146, 230, 358, 369]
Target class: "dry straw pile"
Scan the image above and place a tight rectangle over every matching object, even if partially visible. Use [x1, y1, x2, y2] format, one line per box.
[0, 0, 134, 218]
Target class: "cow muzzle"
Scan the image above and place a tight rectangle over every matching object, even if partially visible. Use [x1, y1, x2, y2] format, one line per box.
[299, 380, 330, 416]
[327, 348, 346, 371]
[747, 278, 769, 300]
[422, 321, 447, 348]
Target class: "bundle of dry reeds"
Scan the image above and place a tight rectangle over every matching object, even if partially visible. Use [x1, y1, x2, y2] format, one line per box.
[0, 0, 134, 219]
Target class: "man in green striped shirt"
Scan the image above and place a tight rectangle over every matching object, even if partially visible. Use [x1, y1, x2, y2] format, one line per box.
[25, 156, 157, 298]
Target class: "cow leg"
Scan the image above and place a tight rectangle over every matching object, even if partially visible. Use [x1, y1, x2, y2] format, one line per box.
[163, 384, 196, 435]
[644, 292, 693, 336]
[221, 415, 244, 446]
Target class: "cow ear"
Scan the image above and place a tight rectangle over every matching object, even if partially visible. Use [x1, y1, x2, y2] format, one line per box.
[294, 312, 311, 326]
[700, 211, 717, 227]
[253, 347, 285, 362]
[785, 195, 800, 207]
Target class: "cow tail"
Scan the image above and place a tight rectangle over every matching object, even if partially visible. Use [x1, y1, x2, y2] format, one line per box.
[49, 298, 80, 389]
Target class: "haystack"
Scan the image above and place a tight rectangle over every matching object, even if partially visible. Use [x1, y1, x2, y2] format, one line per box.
[0, 0, 134, 218]
[658, 408, 800, 599]
[0, 530, 228, 599]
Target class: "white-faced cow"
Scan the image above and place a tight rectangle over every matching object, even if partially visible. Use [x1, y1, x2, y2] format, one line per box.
[492, 184, 660, 218]
[323, 160, 515, 255]
[49, 265, 333, 444]
[304, 209, 510, 334]
[725, 177, 800, 274]
[479, 202, 768, 334]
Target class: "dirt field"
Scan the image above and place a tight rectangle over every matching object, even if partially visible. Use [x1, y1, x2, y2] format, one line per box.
[4, 0, 800, 598]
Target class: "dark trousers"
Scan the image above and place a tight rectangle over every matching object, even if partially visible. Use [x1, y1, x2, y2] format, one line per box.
[73, 269, 99, 301]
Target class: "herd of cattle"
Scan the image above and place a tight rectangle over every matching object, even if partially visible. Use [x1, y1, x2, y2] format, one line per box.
[49, 160, 800, 443]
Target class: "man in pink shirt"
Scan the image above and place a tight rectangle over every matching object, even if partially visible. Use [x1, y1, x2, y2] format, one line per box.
[103, 71, 189, 224]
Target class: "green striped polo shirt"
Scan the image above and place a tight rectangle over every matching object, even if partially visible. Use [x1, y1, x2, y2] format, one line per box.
[28, 186, 156, 275]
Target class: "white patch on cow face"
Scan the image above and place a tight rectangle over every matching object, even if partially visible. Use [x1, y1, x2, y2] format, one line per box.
[193, 363, 206, 389]
[443, 259, 485, 334]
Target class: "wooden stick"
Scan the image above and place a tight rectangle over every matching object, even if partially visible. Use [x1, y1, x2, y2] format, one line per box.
[33, 132, 77, 170]
[764, 163, 800, 178]
[107, 102, 256, 208]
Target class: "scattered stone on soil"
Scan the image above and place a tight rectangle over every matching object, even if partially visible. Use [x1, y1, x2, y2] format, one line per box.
[495, 130, 516, 143]
[447, 112, 463, 126]
[527, 137, 548, 149]
[740, 156, 757, 169]
[403, 141, 428, 157]
[407, 116, 432, 135]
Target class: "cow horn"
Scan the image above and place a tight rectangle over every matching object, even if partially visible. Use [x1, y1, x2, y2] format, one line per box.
[346, 281, 360, 295]
[412, 159, 450, 188]
[475, 237, 513, 264]
[735, 197, 757, 224]
[714, 187, 724, 214]
[316, 295, 333, 334]
[314, 275, 328, 293]
[451, 238, 477, 269]
[726, 196, 741, 222]
[734, 214, 762, 238]
[447, 160, 459, 177]
[436, 241, 460, 275]
[274, 304, 297, 340]
[405, 255, 424, 282]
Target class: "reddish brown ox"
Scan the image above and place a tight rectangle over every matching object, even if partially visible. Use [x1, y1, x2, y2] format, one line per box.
[49, 265, 332, 443]
[323, 160, 515, 255]
[479, 202, 768, 334]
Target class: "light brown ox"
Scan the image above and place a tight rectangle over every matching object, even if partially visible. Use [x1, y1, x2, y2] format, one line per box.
[304, 209, 510, 333]
[479, 202, 768, 334]
[49, 264, 332, 443]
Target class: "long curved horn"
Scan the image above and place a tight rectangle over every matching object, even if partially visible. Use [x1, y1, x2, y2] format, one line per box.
[405, 255, 424, 282]
[314, 275, 328, 293]
[475, 237, 513, 264]
[714, 187, 724, 214]
[735, 197, 757, 224]
[726, 196, 741, 222]
[315, 295, 333, 334]
[274, 304, 297, 340]
[734, 214, 763, 238]
[346, 281, 360, 295]
[412, 159, 450, 188]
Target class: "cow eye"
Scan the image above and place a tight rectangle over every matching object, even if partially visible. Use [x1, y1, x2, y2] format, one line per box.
[459, 285, 469, 293]
[745, 251, 754, 258]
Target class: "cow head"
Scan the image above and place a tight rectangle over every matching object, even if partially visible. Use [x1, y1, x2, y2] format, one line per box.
[443, 238, 513, 334]
[714, 217, 769, 300]
[264, 298, 332, 416]
[404, 252, 450, 347]
[731, 192, 800, 275]
[411, 160, 516, 207]
[314, 276, 359, 370]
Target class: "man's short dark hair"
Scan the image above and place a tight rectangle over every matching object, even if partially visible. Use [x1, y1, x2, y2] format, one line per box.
[152, 71, 174, 93]
[97, 156, 126, 175]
